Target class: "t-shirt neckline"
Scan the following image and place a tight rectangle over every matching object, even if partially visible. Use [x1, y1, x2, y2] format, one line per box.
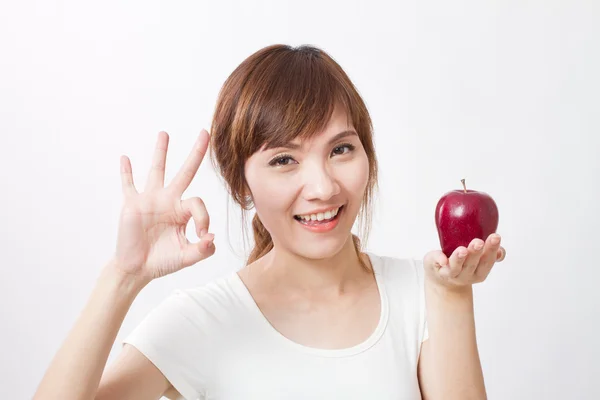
[229, 252, 389, 358]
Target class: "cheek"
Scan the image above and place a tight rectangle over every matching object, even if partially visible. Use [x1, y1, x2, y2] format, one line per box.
[341, 153, 370, 195]
[254, 184, 291, 211]
[246, 172, 296, 222]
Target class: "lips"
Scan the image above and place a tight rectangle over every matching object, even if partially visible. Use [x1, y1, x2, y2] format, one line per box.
[293, 205, 344, 233]
[294, 205, 344, 224]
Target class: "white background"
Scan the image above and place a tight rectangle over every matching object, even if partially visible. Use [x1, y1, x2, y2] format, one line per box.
[1, 1, 599, 399]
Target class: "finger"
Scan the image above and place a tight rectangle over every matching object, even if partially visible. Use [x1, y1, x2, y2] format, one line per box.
[169, 129, 210, 195]
[442, 246, 468, 279]
[460, 238, 485, 278]
[497, 246, 506, 262]
[181, 197, 210, 238]
[145, 131, 169, 192]
[475, 234, 502, 280]
[120, 155, 138, 196]
[424, 250, 447, 273]
[181, 232, 216, 268]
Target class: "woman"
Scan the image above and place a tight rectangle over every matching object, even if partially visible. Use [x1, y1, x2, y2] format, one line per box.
[33, 44, 506, 400]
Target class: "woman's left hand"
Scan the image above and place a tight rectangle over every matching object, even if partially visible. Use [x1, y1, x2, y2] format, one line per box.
[423, 233, 506, 292]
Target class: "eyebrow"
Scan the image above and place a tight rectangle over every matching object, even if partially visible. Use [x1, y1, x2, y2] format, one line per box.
[280, 130, 358, 150]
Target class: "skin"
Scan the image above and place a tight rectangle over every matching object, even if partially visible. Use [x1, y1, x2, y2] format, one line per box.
[242, 104, 369, 285]
[240, 103, 508, 398]
[418, 235, 506, 399]
[238, 104, 380, 349]
[32, 103, 506, 399]
[33, 131, 216, 400]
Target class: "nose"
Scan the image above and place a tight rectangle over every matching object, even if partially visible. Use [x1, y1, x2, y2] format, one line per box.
[302, 164, 341, 201]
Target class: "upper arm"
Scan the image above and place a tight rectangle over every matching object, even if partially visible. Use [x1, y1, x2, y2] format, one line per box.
[417, 339, 434, 400]
[95, 343, 181, 400]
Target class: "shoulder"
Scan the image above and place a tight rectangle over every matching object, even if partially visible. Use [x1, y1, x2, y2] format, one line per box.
[127, 271, 251, 340]
[124, 272, 252, 354]
[366, 251, 426, 304]
[165, 272, 249, 323]
[122, 275, 246, 400]
[367, 252, 428, 343]
[367, 252, 424, 284]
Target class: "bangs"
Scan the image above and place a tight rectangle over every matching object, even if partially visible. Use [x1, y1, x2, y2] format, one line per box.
[233, 46, 356, 154]
[209, 44, 378, 263]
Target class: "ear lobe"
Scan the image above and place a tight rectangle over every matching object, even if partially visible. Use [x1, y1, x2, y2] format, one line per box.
[242, 183, 254, 209]
[242, 182, 252, 198]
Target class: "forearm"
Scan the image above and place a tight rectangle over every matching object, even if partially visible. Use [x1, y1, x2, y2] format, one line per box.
[425, 283, 486, 400]
[33, 260, 147, 400]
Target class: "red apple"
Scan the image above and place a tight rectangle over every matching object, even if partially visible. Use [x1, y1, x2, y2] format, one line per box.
[435, 179, 499, 258]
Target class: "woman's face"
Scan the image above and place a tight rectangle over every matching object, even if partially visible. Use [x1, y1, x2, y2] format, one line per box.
[244, 105, 370, 260]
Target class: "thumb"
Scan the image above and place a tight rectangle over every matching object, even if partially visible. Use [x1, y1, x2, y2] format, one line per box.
[424, 250, 448, 271]
[424, 250, 450, 278]
[181, 233, 216, 268]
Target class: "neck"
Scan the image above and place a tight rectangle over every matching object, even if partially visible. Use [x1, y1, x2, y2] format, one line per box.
[259, 235, 371, 296]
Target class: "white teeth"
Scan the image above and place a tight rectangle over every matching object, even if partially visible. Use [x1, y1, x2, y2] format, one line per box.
[296, 206, 341, 222]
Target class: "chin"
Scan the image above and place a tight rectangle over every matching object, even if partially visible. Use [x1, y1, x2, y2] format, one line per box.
[290, 234, 352, 261]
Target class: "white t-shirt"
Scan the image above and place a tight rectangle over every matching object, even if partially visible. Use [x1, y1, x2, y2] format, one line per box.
[123, 252, 429, 400]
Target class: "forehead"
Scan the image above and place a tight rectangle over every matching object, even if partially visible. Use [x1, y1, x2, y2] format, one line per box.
[260, 105, 353, 152]
[309, 106, 351, 136]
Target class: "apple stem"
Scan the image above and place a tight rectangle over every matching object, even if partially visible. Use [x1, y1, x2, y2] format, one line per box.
[461, 178, 467, 193]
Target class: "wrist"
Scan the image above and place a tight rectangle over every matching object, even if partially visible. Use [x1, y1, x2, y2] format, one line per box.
[101, 259, 150, 295]
[425, 277, 474, 301]
[425, 279, 476, 330]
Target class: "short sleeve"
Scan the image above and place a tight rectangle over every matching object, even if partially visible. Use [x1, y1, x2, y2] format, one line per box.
[123, 290, 206, 400]
[414, 259, 429, 343]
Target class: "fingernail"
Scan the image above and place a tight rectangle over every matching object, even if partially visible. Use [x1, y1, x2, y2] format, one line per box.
[491, 235, 500, 245]
[200, 229, 208, 237]
[458, 251, 467, 258]
[474, 243, 483, 251]
[203, 236, 214, 250]
[497, 248, 505, 259]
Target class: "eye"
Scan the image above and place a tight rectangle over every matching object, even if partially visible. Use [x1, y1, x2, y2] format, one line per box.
[331, 143, 355, 156]
[268, 154, 296, 167]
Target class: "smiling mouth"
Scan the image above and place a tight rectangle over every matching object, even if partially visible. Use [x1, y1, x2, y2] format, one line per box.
[293, 205, 344, 225]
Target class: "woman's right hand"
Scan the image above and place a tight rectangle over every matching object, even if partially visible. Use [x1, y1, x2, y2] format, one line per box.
[111, 129, 216, 284]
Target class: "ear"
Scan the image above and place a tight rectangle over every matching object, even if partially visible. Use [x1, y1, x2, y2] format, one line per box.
[241, 181, 252, 198]
[241, 182, 254, 208]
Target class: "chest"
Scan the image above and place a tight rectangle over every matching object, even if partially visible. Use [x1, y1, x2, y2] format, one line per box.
[252, 280, 381, 350]
[205, 338, 422, 400]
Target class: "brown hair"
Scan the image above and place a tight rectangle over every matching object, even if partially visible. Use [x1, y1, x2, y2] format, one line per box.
[209, 44, 378, 271]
